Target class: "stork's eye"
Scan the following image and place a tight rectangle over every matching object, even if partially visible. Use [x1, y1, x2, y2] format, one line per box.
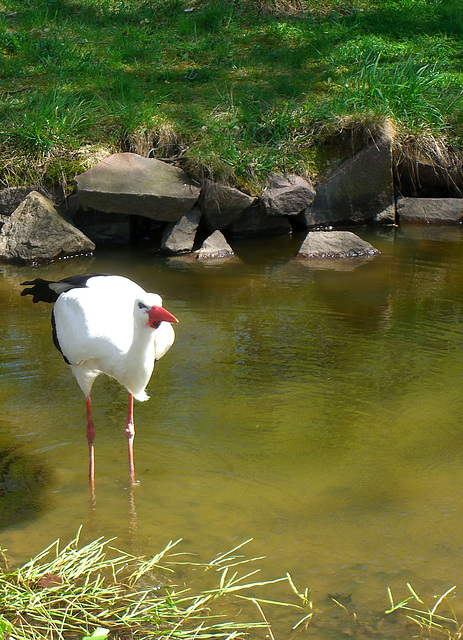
[138, 301, 149, 310]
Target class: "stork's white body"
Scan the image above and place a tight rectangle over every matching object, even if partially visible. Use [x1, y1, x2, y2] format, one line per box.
[53, 275, 175, 401]
[21, 273, 178, 488]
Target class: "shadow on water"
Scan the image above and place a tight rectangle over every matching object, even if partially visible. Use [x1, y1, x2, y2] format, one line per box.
[0, 440, 51, 530]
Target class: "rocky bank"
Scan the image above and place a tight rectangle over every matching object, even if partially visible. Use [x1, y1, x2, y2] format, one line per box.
[0, 135, 461, 265]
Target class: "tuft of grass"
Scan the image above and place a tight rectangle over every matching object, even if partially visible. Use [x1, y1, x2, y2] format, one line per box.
[316, 52, 463, 136]
[386, 583, 463, 639]
[0, 89, 104, 155]
[0, 529, 309, 640]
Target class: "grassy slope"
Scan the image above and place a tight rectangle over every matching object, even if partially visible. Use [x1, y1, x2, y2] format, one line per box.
[0, 0, 462, 190]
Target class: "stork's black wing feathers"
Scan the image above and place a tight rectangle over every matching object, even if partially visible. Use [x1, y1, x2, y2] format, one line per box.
[59, 273, 111, 288]
[52, 308, 71, 364]
[20, 274, 111, 304]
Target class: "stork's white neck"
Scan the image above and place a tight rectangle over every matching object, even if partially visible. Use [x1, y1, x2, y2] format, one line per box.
[121, 323, 156, 400]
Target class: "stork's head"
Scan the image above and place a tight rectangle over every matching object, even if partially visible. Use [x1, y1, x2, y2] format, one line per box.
[135, 295, 179, 329]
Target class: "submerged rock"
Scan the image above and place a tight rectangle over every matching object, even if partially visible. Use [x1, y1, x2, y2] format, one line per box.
[196, 230, 234, 260]
[0, 444, 49, 530]
[73, 152, 200, 221]
[0, 191, 95, 263]
[298, 230, 380, 259]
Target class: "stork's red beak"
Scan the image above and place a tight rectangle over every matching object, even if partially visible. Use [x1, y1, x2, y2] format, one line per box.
[148, 305, 179, 328]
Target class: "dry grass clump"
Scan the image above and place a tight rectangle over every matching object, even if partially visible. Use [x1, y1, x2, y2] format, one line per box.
[394, 134, 463, 194]
[123, 124, 188, 162]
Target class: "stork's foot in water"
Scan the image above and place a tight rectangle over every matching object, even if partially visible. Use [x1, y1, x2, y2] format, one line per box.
[86, 396, 96, 491]
[125, 393, 136, 484]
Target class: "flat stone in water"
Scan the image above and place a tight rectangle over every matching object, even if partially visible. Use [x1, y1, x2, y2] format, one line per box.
[397, 197, 463, 224]
[196, 230, 235, 259]
[297, 230, 380, 258]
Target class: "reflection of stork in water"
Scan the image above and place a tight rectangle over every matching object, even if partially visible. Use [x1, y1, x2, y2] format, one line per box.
[21, 274, 178, 491]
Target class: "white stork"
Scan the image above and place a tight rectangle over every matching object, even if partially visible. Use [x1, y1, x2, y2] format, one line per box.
[21, 274, 179, 489]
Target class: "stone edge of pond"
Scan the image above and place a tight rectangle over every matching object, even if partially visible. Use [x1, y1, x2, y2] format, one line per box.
[0, 139, 462, 264]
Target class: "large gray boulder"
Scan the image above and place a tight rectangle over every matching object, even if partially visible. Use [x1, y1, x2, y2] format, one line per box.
[0, 191, 95, 263]
[301, 141, 394, 227]
[200, 180, 256, 230]
[230, 204, 291, 237]
[196, 230, 234, 260]
[397, 197, 463, 224]
[298, 230, 380, 259]
[73, 153, 200, 221]
[161, 207, 202, 253]
[261, 173, 316, 216]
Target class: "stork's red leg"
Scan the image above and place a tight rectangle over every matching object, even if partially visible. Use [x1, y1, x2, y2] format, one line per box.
[86, 396, 96, 490]
[125, 393, 136, 484]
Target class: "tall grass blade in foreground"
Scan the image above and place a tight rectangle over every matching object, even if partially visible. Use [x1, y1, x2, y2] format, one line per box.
[386, 583, 463, 638]
[0, 529, 305, 640]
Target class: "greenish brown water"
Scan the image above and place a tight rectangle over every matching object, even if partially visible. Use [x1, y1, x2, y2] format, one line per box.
[2, 226, 463, 637]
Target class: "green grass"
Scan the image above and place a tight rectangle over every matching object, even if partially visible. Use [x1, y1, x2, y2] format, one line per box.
[0, 0, 462, 189]
[2, 530, 463, 640]
[386, 583, 463, 639]
[0, 530, 311, 640]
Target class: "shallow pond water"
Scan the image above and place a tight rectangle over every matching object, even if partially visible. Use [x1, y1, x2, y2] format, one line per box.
[2, 226, 463, 638]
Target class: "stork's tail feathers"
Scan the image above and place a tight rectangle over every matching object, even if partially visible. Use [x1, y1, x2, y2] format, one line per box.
[21, 274, 110, 304]
[134, 391, 150, 402]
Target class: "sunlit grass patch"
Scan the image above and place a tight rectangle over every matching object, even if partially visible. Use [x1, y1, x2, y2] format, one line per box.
[319, 53, 463, 134]
[0, 89, 105, 156]
[0, 0, 462, 187]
